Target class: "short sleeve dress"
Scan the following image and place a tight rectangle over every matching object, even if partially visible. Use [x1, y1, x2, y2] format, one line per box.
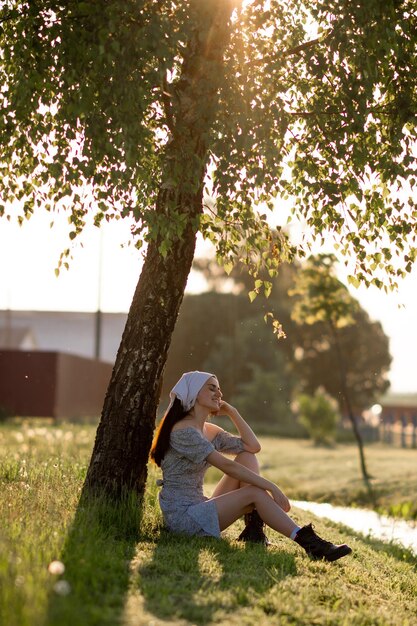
[158, 427, 245, 538]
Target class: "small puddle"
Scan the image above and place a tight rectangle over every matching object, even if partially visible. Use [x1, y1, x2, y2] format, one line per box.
[293, 500, 417, 555]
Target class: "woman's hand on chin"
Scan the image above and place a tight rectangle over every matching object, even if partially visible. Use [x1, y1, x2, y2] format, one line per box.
[215, 400, 236, 417]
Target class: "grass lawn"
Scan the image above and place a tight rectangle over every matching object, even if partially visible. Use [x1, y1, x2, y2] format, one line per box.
[1, 421, 416, 626]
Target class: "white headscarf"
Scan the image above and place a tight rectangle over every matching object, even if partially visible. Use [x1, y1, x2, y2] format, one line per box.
[169, 370, 215, 412]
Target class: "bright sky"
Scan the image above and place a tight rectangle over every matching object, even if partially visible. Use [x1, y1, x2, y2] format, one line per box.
[0, 210, 416, 394]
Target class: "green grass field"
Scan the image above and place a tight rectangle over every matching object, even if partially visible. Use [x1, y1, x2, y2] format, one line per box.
[1, 421, 416, 626]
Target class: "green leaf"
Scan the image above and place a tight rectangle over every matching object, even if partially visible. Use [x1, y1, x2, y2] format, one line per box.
[347, 275, 360, 289]
[223, 261, 233, 275]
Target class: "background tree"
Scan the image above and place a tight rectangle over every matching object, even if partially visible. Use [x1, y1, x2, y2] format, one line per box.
[204, 318, 296, 424]
[296, 389, 340, 446]
[230, 363, 297, 435]
[1, 1, 415, 498]
[292, 308, 391, 412]
[290, 254, 376, 489]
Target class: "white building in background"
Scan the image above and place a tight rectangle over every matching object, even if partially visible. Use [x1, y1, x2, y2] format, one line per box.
[0, 310, 127, 363]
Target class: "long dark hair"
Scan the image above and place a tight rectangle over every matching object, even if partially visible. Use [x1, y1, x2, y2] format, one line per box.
[150, 397, 187, 467]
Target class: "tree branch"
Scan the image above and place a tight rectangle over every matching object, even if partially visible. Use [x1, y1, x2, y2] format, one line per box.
[282, 29, 334, 58]
[287, 103, 393, 118]
[161, 71, 175, 133]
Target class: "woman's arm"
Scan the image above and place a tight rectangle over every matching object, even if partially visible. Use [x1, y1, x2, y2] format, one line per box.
[217, 401, 261, 453]
[207, 450, 290, 512]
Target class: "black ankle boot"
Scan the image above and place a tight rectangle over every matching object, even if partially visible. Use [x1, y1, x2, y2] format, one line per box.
[294, 523, 352, 562]
[237, 510, 270, 545]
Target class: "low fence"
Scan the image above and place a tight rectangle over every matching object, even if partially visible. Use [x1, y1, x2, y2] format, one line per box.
[338, 422, 417, 449]
[379, 421, 417, 449]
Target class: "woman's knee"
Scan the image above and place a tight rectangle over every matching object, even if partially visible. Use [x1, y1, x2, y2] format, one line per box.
[244, 485, 275, 512]
[241, 484, 266, 505]
[234, 451, 260, 471]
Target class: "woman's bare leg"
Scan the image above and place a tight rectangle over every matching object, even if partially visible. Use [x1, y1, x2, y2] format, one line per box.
[212, 485, 298, 537]
[211, 451, 260, 497]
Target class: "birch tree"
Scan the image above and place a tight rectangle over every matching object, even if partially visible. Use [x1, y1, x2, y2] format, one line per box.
[1, 0, 416, 496]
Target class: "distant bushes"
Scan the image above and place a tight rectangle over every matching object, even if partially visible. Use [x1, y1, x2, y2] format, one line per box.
[295, 389, 340, 445]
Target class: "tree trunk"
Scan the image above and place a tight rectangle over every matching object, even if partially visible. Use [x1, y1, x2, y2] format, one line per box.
[330, 323, 372, 491]
[84, 228, 199, 496]
[84, 0, 234, 498]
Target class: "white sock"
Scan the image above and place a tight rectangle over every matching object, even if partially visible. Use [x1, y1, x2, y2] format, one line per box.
[290, 526, 301, 540]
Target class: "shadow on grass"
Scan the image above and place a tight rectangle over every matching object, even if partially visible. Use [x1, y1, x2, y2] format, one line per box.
[135, 530, 297, 625]
[43, 491, 141, 626]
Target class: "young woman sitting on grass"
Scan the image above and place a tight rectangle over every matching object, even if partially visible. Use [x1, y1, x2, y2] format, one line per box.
[150, 371, 352, 562]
